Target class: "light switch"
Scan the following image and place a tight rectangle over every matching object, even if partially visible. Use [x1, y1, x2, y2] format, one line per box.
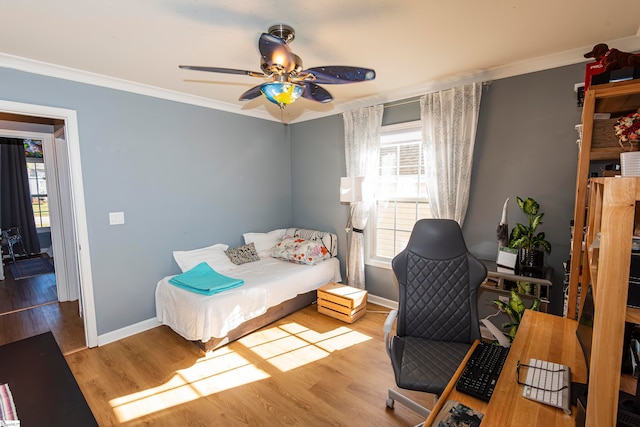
[109, 212, 125, 225]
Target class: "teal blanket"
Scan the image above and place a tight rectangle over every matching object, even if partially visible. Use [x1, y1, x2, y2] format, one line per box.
[168, 262, 244, 295]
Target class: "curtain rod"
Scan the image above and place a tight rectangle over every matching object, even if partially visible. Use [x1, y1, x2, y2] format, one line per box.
[384, 81, 493, 109]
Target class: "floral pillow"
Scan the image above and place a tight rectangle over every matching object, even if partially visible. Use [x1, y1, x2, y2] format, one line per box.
[225, 242, 260, 265]
[272, 237, 331, 266]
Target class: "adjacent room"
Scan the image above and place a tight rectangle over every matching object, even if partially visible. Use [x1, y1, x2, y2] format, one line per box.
[1, 1, 639, 426]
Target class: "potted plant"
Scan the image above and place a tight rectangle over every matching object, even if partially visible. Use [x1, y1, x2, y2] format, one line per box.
[493, 289, 541, 343]
[508, 196, 552, 276]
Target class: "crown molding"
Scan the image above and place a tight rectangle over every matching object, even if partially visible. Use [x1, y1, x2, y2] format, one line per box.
[2, 35, 640, 125]
[289, 35, 640, 124]
[0, 52, 276, 122]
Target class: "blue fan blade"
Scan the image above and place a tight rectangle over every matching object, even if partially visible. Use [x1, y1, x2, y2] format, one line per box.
[179, 65, 263, 78]
[239, 85, 263, 101]
[302, 82, 333, 103]
[306, 66, 376, 84]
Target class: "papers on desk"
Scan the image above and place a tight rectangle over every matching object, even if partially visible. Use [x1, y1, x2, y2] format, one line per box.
[432, 400, 483, 427]
[496, 265, 516, 274]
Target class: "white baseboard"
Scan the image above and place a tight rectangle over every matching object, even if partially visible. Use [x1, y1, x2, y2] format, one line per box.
[97, 317, 161, 346]
[367, 294, 398, 310]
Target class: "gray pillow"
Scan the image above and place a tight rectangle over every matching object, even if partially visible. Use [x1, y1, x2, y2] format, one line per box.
[225, 242, 260, 265]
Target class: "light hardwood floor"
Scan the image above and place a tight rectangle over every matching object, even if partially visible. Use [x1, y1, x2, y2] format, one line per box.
[1, 261, 433, 426]
[66, 303, 434, 426]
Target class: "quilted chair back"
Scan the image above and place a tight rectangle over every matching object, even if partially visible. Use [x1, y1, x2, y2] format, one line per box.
[392, 219, 485, 343]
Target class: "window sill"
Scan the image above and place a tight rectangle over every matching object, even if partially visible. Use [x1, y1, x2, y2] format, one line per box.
[366, 257, 392, 270]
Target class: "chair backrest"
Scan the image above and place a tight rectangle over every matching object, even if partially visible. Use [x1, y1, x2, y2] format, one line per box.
[392, 219, 486, 343]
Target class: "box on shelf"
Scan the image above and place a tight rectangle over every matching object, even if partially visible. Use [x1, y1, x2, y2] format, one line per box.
[584, 61, 606, 91]
[586, 61, 640, 91]
[592, 118, 620, 148]
[317, 282, 367, 323]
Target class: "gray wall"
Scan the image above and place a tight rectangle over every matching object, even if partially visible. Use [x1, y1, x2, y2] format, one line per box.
[291, 63, 585, 316]
[0, 68, 291, 335]
[289, 115, 348, 266]
[0, 58, 586, 336]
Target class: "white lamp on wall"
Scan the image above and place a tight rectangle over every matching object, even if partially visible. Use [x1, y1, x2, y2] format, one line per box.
[340, 176, 364, 286]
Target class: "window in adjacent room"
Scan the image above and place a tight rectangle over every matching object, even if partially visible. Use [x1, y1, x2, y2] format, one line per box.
[368, 121, 432, 266]
[25, 139, 49, 229]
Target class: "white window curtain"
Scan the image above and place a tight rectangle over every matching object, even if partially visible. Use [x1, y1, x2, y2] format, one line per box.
[343, 105, 383, 289]
[420, 82, 482, 225]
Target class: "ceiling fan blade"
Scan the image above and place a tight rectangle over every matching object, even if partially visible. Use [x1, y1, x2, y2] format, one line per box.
[302, 82, 333, 103]
[259, 33, 296, 72]
[306, 66, 376, 84]
[239, 85, 264, 101]
[179, 65, 264, 78]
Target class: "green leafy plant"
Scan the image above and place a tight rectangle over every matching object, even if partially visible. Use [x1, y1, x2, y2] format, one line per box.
[508, 196, 552, 254]
[493, 289, 540, 342]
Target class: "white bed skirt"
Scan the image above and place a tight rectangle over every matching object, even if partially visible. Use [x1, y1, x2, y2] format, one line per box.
[155, 257, 341, 343]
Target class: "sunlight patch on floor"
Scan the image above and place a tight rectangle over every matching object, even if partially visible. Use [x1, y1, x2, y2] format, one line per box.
[109, 347, 269, 423]
[242, 321, 372, 371]
[109, 321, 371, 423]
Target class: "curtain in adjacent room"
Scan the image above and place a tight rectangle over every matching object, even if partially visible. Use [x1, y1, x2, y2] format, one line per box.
[0, 138, 41, 256]
[420, 82, 482, 225]
[343, 105, 383, 289]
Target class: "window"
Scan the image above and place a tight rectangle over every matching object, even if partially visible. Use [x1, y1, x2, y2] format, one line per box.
[368, 121, 432, 264]
[26, 158, 49, 228]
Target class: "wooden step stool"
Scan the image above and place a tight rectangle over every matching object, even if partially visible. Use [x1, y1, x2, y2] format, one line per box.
[317, 282, 368, 323]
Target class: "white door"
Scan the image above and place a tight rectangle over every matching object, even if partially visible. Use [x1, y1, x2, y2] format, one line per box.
[43, 127, 80, 303]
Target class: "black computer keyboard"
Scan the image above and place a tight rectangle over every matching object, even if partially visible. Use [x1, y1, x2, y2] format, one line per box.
[455, 341, 510, 402]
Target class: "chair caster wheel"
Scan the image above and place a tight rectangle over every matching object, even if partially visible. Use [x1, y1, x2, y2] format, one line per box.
[386, 397, 395, 409]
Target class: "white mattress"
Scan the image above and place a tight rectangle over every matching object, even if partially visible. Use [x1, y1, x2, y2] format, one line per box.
[155, 257, 341, 343]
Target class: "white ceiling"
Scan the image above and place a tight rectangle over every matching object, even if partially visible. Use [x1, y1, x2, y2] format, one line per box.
[1, 1, 640, 124]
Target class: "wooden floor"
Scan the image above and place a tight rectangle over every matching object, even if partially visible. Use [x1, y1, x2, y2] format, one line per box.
[1, 261, 434, 426]
[0, 258, 86, 354]
[66, 304, 434, 427]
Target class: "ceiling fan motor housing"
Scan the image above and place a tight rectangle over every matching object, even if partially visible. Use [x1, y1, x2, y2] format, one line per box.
[268, 24, 295, 44]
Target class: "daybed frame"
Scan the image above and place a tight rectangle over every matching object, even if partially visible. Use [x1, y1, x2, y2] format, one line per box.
[192, 290, 316, 352]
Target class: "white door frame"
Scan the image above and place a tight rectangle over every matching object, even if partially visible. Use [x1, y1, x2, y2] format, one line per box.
[0, 130, 68, 300]
[0, 100, 97, 347]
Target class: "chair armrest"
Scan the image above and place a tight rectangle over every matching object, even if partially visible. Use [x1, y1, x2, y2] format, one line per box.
[383, 309, 397, 333]
[383, 309, 398, 359]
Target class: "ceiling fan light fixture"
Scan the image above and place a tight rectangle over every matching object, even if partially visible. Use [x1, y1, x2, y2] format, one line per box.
[179, 24, 376, 108]
[260, 82, 304, 107]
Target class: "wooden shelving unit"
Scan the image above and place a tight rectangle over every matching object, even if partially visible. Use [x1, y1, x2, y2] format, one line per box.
[567, 79, 640, 320]
[584, 177, 640, 426]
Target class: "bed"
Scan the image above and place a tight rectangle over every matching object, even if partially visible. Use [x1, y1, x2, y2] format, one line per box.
[155, 228, 341, 352]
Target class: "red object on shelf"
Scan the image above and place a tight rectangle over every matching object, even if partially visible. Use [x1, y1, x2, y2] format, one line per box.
[584, 61, 606, 91]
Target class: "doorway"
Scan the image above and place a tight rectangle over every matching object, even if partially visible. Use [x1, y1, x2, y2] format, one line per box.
[0, 100, 97, 348]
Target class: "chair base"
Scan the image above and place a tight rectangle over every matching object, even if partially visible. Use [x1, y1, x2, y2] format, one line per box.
[386, 388, 431, 421]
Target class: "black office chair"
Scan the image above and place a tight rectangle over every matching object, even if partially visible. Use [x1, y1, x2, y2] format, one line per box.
[383, 219, 487, 419]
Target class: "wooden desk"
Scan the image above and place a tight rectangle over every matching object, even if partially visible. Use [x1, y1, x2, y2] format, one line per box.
[424, 310, 587, 426]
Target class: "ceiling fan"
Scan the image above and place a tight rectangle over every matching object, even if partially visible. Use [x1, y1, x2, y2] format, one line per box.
[179, 24, 376, 109]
